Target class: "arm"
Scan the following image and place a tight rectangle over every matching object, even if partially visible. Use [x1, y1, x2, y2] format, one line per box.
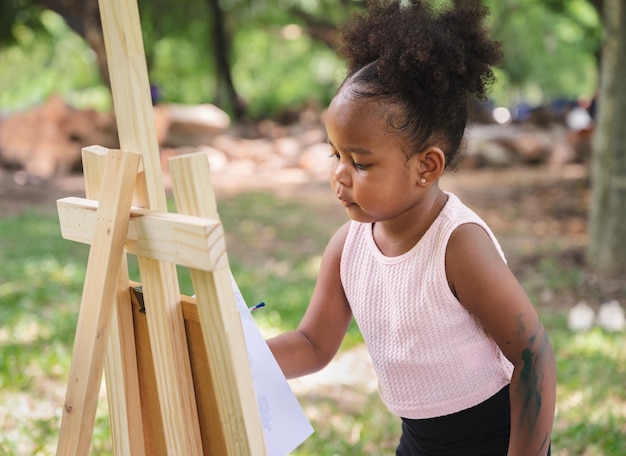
[446, 223, 556, 456]
[267, 222, 353, 379]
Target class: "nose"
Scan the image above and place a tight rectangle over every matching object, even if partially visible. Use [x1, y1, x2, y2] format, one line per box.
[332, 160, 351, 187]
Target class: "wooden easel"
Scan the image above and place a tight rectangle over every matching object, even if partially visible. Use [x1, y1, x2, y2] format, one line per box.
[55, 0, 266, 454]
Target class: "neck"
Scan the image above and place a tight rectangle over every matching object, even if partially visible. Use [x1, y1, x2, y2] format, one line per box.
[374, 188, 448, 257]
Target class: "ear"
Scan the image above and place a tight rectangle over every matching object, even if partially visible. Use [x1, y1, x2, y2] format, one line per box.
[416, 146, 446, 185]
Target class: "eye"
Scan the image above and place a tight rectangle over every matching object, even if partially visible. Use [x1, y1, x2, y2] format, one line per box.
[327, 144, 370, 170]
[327, 143, 339, 160]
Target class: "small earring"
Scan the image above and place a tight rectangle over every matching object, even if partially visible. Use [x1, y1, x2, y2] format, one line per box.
[420, 177, 427, 185]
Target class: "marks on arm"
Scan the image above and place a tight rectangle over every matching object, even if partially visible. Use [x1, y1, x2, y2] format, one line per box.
[514, 315, 552, 454]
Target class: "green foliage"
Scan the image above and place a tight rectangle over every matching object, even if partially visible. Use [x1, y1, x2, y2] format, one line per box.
[0, 0, 604, 117]
[149, 35, 216, 104]
[0, 9, 108, 113]
[547, 317, 626, 455]
[139, 0, 217, 104]
[232, 27, 343, 118]
[485, 0, 601, 105]
[0, 0, 46, 46]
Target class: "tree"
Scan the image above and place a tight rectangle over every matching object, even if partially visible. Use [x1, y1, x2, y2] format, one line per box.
[1, 0, 245, 115]
[37, 0, 110, 87]
[205, 0, 245, 119]
[0, 0, 608, 118]
[485, 0, 602, 105]
[587, 0, 626, 276]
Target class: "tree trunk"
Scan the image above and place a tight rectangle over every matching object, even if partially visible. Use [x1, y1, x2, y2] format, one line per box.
[206, 0, 246, 120]
[587, 0, 626, 276]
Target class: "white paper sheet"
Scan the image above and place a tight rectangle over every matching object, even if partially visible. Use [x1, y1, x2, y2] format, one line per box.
[231, 275, 314, 455]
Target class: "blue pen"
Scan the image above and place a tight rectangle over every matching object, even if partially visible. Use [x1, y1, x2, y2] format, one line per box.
[249, 301, 266, 312]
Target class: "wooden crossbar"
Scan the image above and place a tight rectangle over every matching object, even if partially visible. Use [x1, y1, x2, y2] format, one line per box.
[57, 196, 227, 271]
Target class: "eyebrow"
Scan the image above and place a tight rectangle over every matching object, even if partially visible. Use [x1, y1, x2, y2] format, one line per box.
[327, 140, 372, 155]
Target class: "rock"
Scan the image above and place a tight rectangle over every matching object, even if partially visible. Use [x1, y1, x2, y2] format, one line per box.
[0, 95, 117, 179]
[212, 134, 277, 165]
[0, 99, 230, 180]
[272, 137, 302, 167]
[299, 143, 332, 178]
[471, 140, 517, 168]
[596, 300, 625, 332]
[465, 123, 579, 168]
[548, 141, 577, 167]
[567, 301, 595, 332]
[163, 103, 230, 147]
[508, 131, 550, 165]
[293, 128, 327, 149]
[201, 146, 229, 174]
[0, 97, 595, 181]
[211, 134, 240, 157]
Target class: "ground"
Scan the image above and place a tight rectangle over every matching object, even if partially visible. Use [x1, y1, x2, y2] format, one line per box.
[2, 159, 621, 308]
[2, 160, 623, 453]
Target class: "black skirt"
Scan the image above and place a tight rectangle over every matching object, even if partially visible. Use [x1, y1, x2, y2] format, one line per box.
[396, 384, 549, 456]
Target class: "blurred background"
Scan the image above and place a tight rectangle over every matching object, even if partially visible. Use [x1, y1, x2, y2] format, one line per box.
[0, 0, 602, 118]
[1, 0, 624, 454]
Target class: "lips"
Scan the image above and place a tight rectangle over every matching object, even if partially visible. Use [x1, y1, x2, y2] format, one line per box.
[335, 183, 355, 207]
[337, 194, 355, 207]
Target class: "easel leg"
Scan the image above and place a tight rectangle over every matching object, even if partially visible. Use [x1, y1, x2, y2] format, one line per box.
[98, 0, 205, 451]
[82, 146, 146, 455]
[57, 149, 140, 455]
[169, 152, 267, 455]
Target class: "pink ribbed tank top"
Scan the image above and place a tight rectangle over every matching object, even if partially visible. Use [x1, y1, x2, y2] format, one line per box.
[340, 193, 513, 419]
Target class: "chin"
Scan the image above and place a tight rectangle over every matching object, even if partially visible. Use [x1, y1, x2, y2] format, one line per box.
[345, 207, 376, 224]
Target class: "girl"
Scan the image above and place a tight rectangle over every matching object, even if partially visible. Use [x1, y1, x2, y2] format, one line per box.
[267, 1, 556, 454]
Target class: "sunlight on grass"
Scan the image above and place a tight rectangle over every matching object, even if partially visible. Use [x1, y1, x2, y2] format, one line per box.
[548, 319, 626, 455]
[1, 195, 624, 454]
[293, 392, 400, 455]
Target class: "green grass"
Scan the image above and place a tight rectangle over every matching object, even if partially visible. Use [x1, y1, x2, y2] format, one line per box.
[0, 193, 624, 455]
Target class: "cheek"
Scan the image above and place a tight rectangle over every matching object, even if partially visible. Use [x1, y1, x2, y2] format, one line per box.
[364, 176, 410, 202]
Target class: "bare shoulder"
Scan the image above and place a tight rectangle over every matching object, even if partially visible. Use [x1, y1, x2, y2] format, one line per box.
[445, 222, 507, 302]
[323, 221, 351, 261]
[447, 222, 501, 259]
[446, 222, 546, 364]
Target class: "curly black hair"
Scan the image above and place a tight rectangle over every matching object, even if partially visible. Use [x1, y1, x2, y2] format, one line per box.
[337, 0, 502, 169]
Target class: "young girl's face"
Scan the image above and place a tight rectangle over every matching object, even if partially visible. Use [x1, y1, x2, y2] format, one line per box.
[325, 92, 423, 224]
